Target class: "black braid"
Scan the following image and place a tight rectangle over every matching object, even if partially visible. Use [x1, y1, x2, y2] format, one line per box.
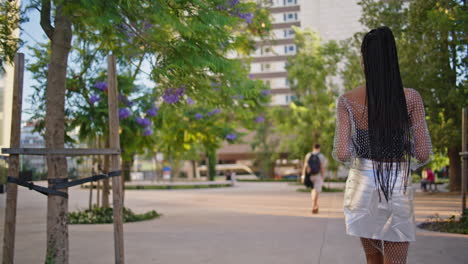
[361, 26, 412, 202]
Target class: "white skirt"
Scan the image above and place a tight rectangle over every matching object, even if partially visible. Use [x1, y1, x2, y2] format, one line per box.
[344, 158, 416, 242]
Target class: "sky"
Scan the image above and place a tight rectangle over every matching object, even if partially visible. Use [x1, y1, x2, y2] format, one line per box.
[19, 1, 48, 121]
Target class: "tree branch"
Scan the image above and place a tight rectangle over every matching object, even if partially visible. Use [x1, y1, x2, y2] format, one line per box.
[131, 54, 145, 83]
[40, 0, 54, 40]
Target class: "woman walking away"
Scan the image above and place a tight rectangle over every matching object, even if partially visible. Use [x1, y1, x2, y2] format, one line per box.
[332, 26, 432, 264]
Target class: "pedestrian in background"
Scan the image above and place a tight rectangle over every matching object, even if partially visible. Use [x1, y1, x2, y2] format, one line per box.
[301, 143, 326, 214]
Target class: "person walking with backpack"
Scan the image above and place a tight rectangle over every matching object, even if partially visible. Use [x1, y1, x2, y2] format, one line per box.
[301, 143, 326, 214]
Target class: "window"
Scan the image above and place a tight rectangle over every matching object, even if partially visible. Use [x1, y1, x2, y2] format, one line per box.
[261, 46, 272, 55]
[284, 45, 296, 54]
[261, 64, 271, 71]
[285, 95, 297, 103]
[285, 79, 290, 86]
[283, 12, 298, 22]
[283, 0, 297, 5]
[283, 29, 294, 38]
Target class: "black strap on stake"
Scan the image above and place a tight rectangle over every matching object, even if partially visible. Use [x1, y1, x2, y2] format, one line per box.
[7, 177, 68, 198]
[7, 170, 121, 198]
[50, 170, 121, 189]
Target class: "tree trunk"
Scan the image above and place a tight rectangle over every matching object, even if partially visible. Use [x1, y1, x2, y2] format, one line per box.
[207, 150, 217, 181]
[44, 4, 72, 263]
[122, 159, 132, 182]
[191, 160, 197, 180]
[121, 158, 133, 204]
[259, 153, 274, 179]
[448, 146, 462, 192]
[102, 152, 110, 208]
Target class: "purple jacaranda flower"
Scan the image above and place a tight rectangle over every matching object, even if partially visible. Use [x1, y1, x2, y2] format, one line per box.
[207, 108, 221, 116]
[143, 127, 153, 136]
[126, 100, 134, 107]
[146, 107, 158, 117]
[261, 89, 271, 96]
[232, 95, 244, 100]
[119, 108, 131, 119]
[248, 74, 254, 79]
[255, 116, 265, 123]
[136, 117, 151, 127]
[195, 113, 203, 120]
[238, 12, 254, 24]
[118, 23, 136, 38]
[186, 97, 195, 105]
[89, 94, 102, 105]
[143, 21, 153, 31]
[228, 0, 240, 7]
[162, 87, 185, 104]
[94, 81, 108, 92]
[226, 133, 237, 140]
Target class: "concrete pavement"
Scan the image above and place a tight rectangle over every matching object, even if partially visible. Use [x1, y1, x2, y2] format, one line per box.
[0, 182, 466, 263]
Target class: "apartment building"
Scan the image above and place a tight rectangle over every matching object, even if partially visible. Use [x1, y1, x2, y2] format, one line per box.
[250, 0, 363, 106]
[217, 0, 363, 162]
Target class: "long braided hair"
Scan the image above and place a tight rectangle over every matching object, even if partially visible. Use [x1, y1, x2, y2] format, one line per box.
[361, 26, 412, 202]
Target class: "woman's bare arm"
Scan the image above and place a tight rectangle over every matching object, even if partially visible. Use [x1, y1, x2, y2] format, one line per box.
[332, 97, 352, 162]
[408, 89, 432, 163]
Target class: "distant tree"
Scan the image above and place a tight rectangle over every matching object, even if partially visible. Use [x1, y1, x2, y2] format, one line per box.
[271, 28, 343, 173]
[0, 0, 25, 73]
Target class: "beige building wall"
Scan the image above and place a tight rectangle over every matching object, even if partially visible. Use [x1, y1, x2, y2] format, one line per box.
[301, 0, 363, 42]
[0, 0, 20, 151]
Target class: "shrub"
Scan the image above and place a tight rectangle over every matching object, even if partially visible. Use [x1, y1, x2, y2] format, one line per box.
[68, 206, 160, 224]
[418, 210, 468, 235]
[296, 187, 343, 193]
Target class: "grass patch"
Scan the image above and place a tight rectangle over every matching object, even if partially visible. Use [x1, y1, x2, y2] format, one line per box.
[325, 178, 347, 182]
[124, 184, 232, 190]
[68, 206, 160, 224]
[239, 178, 347, 183]
[238, 179, 296, 182]
[418, 210, 468, 235]
[296, 187, 343, 193]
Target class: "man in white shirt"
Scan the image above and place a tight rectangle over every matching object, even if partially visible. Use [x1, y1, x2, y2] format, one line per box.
[301, 144, 326, 214]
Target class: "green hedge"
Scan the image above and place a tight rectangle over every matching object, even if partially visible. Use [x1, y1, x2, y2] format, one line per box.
[239, 178, 347, 183]
[68, 206, 160, 224]
[124, 184, 232, 190]
[418, 210, 468, 235]
[238, 179, 296, 182]
[296, 187, 343, 193]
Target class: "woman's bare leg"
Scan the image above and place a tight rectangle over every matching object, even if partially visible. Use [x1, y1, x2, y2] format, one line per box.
[360, 238, 384, 264]
[311, 189, 319, 210]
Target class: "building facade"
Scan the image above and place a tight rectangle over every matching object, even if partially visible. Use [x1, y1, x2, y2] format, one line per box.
[217, 0, 364, 162]
[250, 0, 363, 106]
[20, 122, 46, 173]
[0, 0, 21, 152]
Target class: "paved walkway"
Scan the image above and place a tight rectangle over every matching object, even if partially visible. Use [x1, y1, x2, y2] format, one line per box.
[0, 182, 466, 263]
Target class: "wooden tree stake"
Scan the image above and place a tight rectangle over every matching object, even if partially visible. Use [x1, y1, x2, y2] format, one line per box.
[2, 53, 24, 264]
[108, 55, 125, 263]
